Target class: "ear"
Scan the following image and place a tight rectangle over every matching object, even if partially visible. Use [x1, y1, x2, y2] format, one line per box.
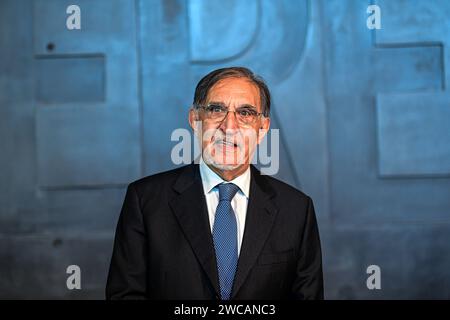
[257, 116, 271, 144]
[189, 108, 200, 132]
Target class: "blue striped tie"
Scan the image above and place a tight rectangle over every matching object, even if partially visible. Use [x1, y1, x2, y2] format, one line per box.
[212, 183, 240, 300]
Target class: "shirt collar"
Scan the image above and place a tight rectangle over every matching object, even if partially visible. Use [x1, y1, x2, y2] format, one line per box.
[199, 157, 251, 199]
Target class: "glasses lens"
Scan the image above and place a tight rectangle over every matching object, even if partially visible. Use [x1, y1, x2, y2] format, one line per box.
[202, 105, 260, 125]
[237, 108, 258, 125]
[204, 104, 227, 120]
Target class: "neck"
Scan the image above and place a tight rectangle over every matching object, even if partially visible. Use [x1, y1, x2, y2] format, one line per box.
[206, 163, 249, 181]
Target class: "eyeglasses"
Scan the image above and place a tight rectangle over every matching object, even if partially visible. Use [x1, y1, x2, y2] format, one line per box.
[196, 103, 264, 126]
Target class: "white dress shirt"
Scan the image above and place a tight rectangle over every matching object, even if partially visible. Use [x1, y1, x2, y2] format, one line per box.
[199, 158, 250, 256]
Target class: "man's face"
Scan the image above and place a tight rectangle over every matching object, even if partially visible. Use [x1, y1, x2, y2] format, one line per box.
[189, 77, 270, 174]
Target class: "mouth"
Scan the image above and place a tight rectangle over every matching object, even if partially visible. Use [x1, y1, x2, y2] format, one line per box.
[217, 140, 238, 147]
[214, 138, 240, 150]
[206, 137, 245, 166]
[211, 134, 239, 146]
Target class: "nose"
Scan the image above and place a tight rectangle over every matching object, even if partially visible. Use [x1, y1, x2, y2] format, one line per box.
[219, 110, 239, 132]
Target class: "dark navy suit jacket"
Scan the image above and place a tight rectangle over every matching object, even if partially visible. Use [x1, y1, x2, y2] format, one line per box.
[106, 164, 323, 300]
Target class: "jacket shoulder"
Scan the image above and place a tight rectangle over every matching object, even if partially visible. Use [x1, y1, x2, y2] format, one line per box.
[128, 165, 189, 196]
[258, 172, 311, 202]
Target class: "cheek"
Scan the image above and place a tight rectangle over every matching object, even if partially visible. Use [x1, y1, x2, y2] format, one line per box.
[200, 124, 216, 141]
[242, 126, 260, 150]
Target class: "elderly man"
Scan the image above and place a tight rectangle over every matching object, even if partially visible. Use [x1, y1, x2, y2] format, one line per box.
[106, 67, 323, 300]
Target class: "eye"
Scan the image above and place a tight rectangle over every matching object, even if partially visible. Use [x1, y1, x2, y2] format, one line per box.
[237, 108, 257, 117]
[206, 104, 226, 113]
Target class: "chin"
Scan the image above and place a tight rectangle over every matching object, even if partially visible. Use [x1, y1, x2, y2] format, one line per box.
[202, 150, 244, 171]
[211, 163, 241, 171]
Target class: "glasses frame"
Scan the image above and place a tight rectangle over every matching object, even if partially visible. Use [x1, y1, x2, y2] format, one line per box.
[195, 103, 265, 126]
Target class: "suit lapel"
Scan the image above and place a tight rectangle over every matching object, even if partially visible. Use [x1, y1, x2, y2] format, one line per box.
[168, 164, 279, 299]
[231, 165, 278, 299]
[168, 164, 220, 296]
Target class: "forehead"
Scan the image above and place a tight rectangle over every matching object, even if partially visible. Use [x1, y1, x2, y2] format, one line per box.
[206, 77, 261, 108]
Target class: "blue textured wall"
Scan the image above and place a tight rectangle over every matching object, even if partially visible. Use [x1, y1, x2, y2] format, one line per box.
[0, 0, 449, 299]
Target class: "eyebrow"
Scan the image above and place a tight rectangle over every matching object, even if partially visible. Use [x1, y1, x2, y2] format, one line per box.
[238, 104, 257, 110]
[208, 101, 257, 110]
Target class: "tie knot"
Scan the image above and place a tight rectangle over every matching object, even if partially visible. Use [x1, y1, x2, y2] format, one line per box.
[218, 183, 240, 202]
